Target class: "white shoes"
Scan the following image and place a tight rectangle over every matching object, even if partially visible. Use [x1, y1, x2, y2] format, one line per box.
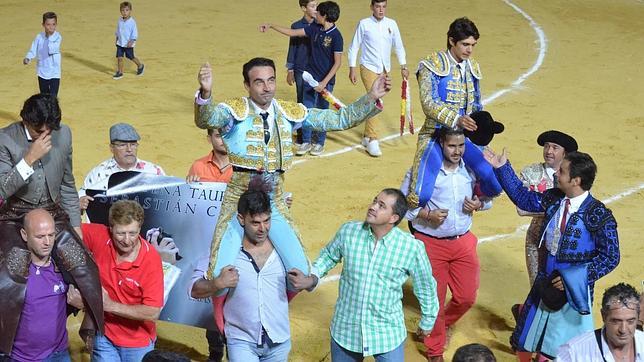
[296, 143, 312, 156]
[363, 138, 382, 157]
[310, 144, 324, 156]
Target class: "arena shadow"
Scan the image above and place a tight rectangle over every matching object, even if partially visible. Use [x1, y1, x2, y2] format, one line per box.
[155, 336, 208, 361]
[62, 51, 113, 75]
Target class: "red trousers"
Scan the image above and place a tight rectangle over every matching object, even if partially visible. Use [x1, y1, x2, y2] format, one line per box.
[414, 231, 480, 357]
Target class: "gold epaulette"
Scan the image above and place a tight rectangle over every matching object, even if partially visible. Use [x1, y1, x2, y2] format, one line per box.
[275, 99, 308, 123]
[468, 58, 482, 79]
[419, 51, 450, 77]
[218, 97, 249, 120]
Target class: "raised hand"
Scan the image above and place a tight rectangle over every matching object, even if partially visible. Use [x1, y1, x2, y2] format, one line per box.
[258, 23, 271, 33]
[198, 62, 213, 99]
[483, 147, 508, 168]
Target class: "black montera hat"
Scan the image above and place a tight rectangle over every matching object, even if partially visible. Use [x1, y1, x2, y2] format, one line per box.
[537, 130, 578, 152]
[463, 111, 505, 146]
[537, 270, 567, 311]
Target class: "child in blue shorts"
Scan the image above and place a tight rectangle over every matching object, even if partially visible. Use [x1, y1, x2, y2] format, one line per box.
[113, 1, 144, 80]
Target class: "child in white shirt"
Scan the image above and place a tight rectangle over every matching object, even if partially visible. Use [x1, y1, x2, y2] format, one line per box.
[24, 12, 62, 97]
[113, 1, 144, 80]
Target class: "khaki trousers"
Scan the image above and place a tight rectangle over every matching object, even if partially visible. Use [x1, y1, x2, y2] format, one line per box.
[360, 65, 381, 139]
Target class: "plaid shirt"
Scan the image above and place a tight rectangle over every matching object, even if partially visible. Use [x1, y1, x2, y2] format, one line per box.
[312, 221, 438, 356]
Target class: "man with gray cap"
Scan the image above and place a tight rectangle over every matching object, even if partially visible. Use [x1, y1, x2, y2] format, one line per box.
[79, 122, 165, 210]
[516, 130, 578, 288]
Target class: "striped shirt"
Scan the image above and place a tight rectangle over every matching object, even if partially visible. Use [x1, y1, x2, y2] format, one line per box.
[312, 221, 438, 356]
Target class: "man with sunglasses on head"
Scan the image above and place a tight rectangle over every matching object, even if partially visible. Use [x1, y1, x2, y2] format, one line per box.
[78, 122, 165, 211]
[557, 282, 643, 361]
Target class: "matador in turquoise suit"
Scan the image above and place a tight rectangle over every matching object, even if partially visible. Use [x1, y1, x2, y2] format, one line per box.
[194, 57, 390, 284]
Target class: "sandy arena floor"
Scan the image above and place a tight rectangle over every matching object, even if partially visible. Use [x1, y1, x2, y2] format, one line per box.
[1, 0, 643, 360]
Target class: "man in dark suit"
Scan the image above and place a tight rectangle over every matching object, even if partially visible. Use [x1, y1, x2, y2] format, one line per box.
[0, 94, 103, 355]
[484, 148, 619, 360]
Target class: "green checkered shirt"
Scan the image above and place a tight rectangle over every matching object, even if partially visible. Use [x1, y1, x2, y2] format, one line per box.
[312, 221, 438, 356]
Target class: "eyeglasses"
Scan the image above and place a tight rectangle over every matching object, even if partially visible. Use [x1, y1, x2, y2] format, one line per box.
[111, 142, 139, 149]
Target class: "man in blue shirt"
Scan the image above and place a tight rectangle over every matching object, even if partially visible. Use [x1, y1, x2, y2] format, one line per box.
[286, 0, 317, 149]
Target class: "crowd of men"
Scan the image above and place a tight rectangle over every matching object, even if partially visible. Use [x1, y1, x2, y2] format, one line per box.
[1, 1, 641, 362]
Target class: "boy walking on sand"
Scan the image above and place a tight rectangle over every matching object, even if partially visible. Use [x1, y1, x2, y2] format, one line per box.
[24, 12, 62, 97]
[113, 1, 144, 80]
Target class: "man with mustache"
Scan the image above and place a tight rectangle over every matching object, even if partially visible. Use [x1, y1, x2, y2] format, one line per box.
[78, 122, 165, 211]
[0, 93, 103, 354]
[484, 147, 620, 361]
[517, 131, 578, 287]
[401, 127, 493, 361]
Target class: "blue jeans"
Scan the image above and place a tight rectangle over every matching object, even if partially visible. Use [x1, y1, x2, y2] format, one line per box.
[43, 348, 71, 362]
[301, 83, 332, 145]
[93, 334, 155, 362]
[330, 338, 405, 362]
[227, 337, 291, 362]
[294, 70, 305, 144]
[38, 77, 60, 97]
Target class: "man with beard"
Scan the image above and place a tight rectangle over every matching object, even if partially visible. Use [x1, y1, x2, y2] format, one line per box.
[485, 148, 620, 361]
[401, 128, 493, 361]
[517, 131, 578, 287]
[0, 93, 103, 354]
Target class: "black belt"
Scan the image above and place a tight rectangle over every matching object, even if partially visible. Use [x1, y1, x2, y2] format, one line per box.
[415, 229, 469, 240]
[433, 233, 466, 240]
[232, 166, 284, 174]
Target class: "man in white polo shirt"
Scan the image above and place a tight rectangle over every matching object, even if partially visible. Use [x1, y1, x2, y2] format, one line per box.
[347, 0, 408, 157]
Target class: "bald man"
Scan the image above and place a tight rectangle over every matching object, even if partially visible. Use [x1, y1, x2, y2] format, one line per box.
[3, 210, 84, 361]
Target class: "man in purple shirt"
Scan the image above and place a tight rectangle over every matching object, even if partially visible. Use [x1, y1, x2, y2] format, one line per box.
[6, 209, 83, 362]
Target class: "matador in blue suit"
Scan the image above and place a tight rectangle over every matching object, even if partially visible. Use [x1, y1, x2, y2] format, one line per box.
[408, 17, 501, 210]
[486, 148, 619, 359]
